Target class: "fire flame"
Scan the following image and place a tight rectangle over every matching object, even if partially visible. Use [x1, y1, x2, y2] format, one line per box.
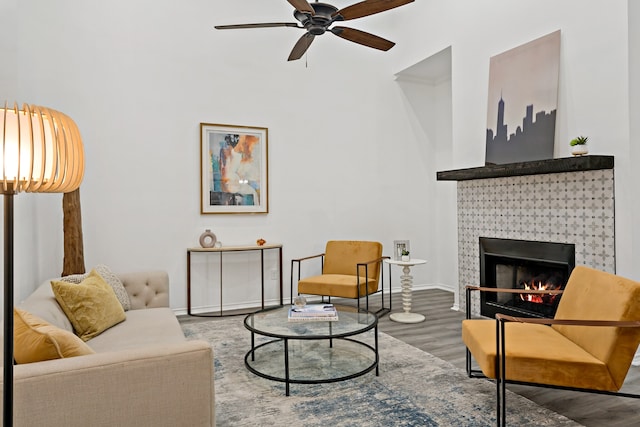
[519, 279, 562, 305]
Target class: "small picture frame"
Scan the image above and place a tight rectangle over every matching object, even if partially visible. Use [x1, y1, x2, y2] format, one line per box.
[393, 240, 410, 261]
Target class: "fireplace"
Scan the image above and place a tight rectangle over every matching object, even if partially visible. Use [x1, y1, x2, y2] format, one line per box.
[479, 237, 575, 318]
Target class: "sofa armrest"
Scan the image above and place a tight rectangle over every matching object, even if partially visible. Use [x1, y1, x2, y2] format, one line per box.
[7, 340, 214, 427]
[119, 270, 170, 309]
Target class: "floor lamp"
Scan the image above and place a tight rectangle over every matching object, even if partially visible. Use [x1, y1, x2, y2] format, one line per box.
[1, 102, 84, 426]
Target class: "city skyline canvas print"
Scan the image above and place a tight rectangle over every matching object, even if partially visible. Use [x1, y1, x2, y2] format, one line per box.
[485, 30, 561, 165]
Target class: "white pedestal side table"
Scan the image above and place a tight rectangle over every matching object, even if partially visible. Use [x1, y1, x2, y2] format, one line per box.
[385, 258, 427, 323]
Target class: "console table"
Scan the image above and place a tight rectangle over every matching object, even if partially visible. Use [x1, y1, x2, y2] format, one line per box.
[187, 244, 283, 316]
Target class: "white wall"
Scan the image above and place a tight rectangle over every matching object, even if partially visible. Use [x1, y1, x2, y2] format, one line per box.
[4, 0, 434, 310]
[2, 0, 638, 312]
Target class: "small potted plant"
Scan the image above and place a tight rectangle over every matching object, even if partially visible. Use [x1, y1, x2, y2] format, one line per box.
[570, 136, 589, 156]
[401, 249, 410, 262]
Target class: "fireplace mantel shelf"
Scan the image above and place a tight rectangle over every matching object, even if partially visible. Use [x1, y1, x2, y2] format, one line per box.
[436, 155, 614, 181]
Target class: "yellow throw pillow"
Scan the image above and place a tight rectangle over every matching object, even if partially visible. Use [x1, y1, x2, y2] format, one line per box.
[14, 307, 95, 364]
[51, 269, 126, 341]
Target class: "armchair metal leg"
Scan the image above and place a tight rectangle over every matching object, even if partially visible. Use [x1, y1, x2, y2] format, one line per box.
[290, 259, 294, 305]
[498, 319, 507, 427]
[371, 261, 392, 317]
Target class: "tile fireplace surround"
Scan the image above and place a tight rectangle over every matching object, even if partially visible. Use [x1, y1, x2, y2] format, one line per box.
[437, 156, 615, 315]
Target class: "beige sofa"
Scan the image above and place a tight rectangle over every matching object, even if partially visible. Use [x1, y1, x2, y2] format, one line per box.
[3, 270, 214, 427]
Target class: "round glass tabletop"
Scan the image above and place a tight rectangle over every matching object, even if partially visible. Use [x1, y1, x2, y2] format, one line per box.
[244, 304, 377, 339]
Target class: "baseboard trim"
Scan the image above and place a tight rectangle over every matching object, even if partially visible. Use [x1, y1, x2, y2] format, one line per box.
[176, 285, 457, 316]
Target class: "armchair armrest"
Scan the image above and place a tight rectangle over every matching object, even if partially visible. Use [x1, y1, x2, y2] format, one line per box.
[291, 253, 325, 262]
[466, 285, 564, 295]
[465, 285, 564, 319]
[356, 256, 390, 278]
[357, 255, 390, 266]
[496, 313, 640, 327]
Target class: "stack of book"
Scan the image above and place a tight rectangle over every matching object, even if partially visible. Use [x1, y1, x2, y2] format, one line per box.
[288, 304, 339, 322]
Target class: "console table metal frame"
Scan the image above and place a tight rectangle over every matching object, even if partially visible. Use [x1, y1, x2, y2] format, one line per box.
[244, 305, 379, 396]
[187, 244, 283, 316]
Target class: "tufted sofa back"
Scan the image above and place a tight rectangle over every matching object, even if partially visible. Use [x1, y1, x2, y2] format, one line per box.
[118, 270, 170, 309]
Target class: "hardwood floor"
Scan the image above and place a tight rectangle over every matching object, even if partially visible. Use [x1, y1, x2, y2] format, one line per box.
[179, 289, 640, 426]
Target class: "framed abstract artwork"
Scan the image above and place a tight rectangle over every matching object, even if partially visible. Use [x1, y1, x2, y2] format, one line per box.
[200, 123, 268, 214]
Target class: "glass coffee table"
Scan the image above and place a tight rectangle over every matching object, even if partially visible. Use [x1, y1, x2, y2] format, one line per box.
[244, 304, 379, 396]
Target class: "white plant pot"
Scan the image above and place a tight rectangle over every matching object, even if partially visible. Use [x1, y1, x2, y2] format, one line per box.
[401, 255, 410, 262]
[571, 144, 588, 156]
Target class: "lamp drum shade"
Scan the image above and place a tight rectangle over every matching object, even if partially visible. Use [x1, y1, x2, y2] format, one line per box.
[0, 102, 84, 194]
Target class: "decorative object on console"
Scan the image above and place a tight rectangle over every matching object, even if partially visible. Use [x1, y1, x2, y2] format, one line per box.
[1, 102, 84, 426]
[256, 238, 266, 246]
[199, 229, 217, 248]
[570, 135, 589, 155]
[200, 123, 268, 214]
[214, 0, 415, 61]
[485, 30, 561, 165]
[401, 249, 410, 262]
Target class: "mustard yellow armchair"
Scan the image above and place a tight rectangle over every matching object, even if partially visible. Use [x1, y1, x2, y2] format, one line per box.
[290, 240, 391, 316]
[462, 266, 640, 426]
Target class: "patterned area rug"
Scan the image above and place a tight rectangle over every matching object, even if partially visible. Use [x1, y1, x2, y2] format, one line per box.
[182, 317, 582, 427]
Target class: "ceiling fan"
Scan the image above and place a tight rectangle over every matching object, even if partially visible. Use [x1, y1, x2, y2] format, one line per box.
[214, 0, 415, 61]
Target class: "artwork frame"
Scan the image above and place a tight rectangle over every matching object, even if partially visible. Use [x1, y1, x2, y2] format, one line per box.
[393, 240, 410, 261]
[200, 123, 268, 214]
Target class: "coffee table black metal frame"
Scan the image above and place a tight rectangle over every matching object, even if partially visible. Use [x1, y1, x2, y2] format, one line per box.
[244, 304, 379, 396]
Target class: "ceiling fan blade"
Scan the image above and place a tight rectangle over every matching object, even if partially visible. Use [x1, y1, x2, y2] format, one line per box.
[331, 26, 395, 51]
[286, 0, 315, 15]
[335, 0, 414, 21]
[288, 33, 315, 61]
[215, 22, 301, 30]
